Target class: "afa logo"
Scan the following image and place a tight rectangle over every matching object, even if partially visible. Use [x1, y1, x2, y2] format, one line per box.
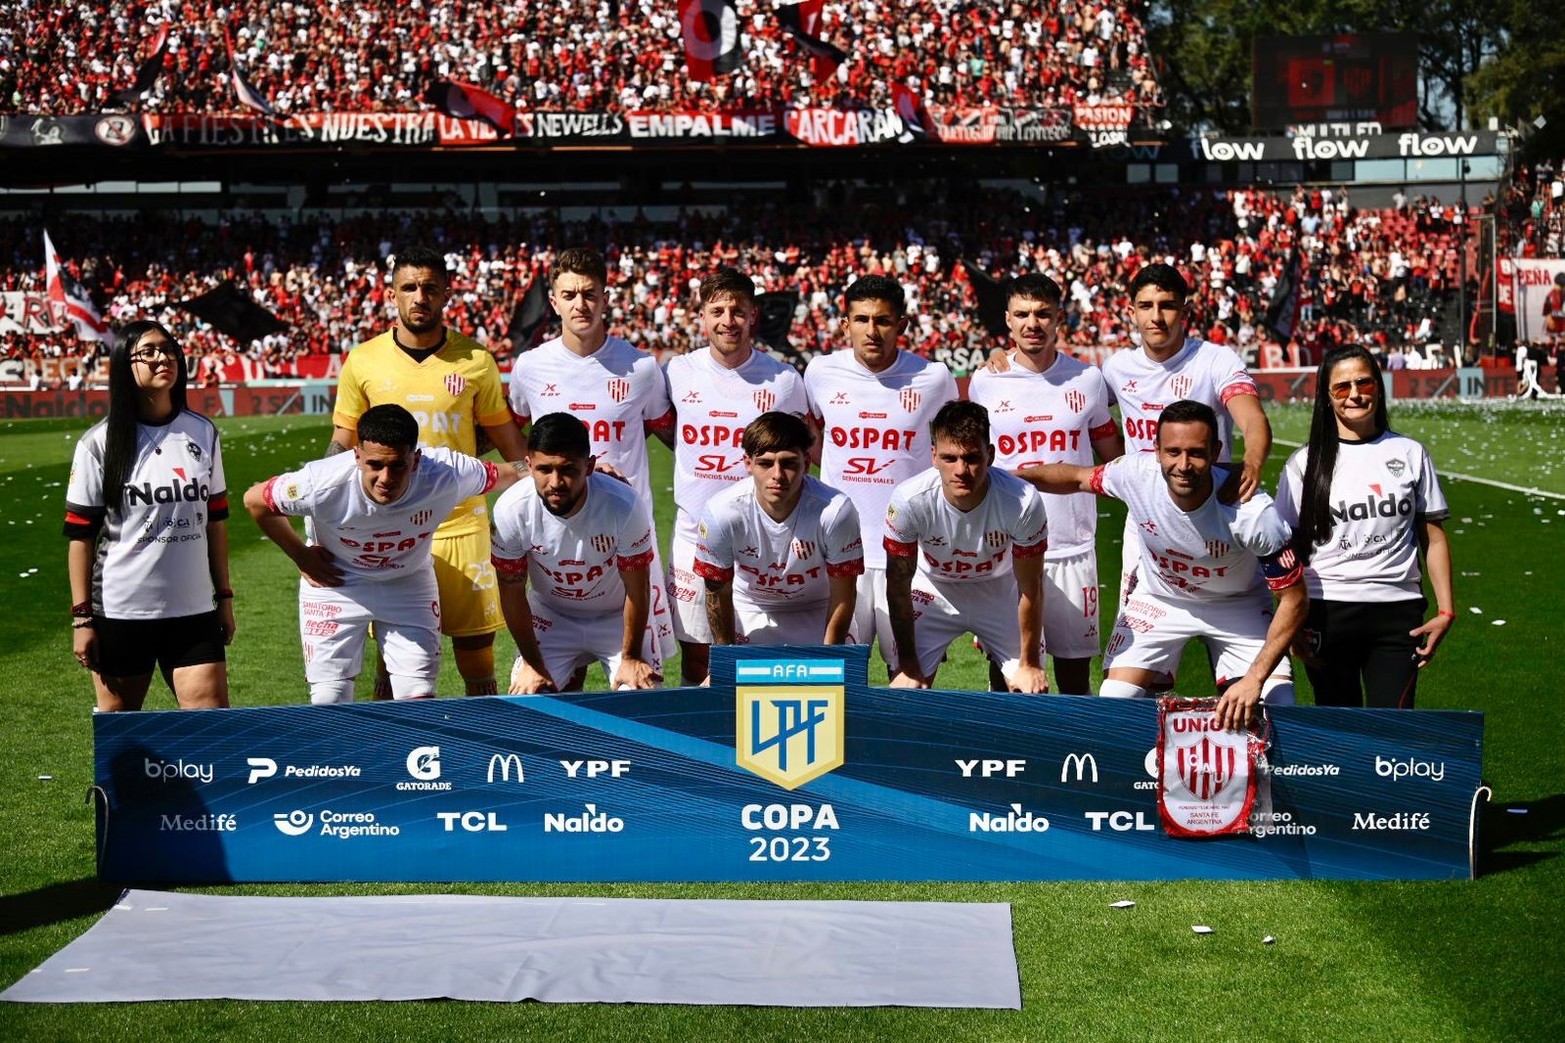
[735, 658, 845, 791]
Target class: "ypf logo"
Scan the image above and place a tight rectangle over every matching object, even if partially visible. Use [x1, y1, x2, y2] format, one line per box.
[406, 746, 442, 781]
[735, 658, 845, 790]
[273, 810, 315, 836]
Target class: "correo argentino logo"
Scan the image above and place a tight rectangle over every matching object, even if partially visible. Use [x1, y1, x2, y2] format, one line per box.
[735, 658, 845, 791]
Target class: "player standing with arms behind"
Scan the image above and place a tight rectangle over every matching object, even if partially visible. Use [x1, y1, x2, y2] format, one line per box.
[1276, 346, 1455, 707]
[663, 269, 807, 685]
[64, 321, 233, 711]
[971, 273, 1124, 693]
[805, 274, 957, 674]
[329, 246, 526, 697]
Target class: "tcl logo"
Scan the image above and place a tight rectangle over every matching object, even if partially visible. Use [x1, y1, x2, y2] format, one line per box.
[437, 811, 508, 832]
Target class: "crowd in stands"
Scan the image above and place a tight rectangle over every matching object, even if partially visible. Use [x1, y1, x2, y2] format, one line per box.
[6, 171, 1522, 381]
[0, 1, 1159, 118]
[1496, 158, 1563, 259]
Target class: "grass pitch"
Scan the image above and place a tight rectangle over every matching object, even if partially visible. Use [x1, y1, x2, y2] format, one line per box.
[1, 402, 1562, 1041]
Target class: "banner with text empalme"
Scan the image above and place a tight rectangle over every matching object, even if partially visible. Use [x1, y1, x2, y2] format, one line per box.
[94, 645, 1484, 883]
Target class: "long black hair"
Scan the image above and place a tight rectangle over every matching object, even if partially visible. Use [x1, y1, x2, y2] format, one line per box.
[1292, 345, 1390, 562]
[102, 320, 188, 513]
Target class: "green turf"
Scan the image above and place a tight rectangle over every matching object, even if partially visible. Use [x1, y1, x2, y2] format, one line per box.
[1, 403, 1562, 1040]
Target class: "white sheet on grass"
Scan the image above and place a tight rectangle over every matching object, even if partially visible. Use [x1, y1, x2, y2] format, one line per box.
[1, 890, 1020, 1008]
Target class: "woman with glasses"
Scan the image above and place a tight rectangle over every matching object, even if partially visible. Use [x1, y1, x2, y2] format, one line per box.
[63, 321, 234, 710]
[1275, 345, 1454, 708]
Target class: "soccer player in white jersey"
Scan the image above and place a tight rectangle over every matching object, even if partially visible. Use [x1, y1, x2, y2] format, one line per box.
[805, 274, 958, 674]
[970, 273, 1124, 694]
[883, 401, 1051, 693]
[662, 268, 808, 684]
[507, 247, 677, 664]
[1102, 263, 1272, 601]
[1029, 400, 1306, 730]
[245, 405, 517, 703]
[490, 413, 661, 693]
[694, 412, 863, 659]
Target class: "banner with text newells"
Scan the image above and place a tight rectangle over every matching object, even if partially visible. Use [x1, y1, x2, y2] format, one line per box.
[95, 646, 1484, 883]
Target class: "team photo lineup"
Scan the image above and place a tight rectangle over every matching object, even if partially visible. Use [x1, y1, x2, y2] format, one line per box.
[8, 0, 1565, 1034]
[67, 242, 1456, 724]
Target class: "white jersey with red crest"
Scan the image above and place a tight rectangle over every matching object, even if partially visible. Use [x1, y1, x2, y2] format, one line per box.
[1101, 337, 1257, 459]
[665, 347, 807, 543]
[883, 467, 1049, 586]
[804, 349, 957, 568]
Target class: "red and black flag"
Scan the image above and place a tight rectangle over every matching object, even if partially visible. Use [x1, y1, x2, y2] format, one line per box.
[893, 81, 932, 141]
[678, 0, 743, 82]
[425, 80, 516, 136]
[776, 1, 848, 80]
[1265, 249, 1302, 344]
[112, 22, 170, 106]
[506, 277, 552, 351]
[224, 27, 278, 117]
[179, 281, 289, 344]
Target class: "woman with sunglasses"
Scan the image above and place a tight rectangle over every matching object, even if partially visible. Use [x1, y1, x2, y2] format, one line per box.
[1275, 345, 1454, 708]
[63, 321, 234, 710]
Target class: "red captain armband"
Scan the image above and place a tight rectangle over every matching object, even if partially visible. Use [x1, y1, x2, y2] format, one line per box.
[480, 461, 501, 493]
[1089, 420, 1118, 442]
[1012, 539, 1048, 560]
[617, 549, 655, 572]
[1088, 465, 1108, 496]
[1219, 380, 1260, 405]
[1259, 546, 1303, 591]
[826, 558, 866, 578]
[883, 537, 919, 558]
[490, 555, 529, 581]
[692, 558, 734, 584]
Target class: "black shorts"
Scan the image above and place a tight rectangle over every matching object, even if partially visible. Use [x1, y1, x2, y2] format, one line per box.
[1300, 597, 1424, 709]
[94, 611, 227, 678]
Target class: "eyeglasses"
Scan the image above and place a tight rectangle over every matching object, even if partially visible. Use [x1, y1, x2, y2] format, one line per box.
[130, 346, 180, 364]
[1328, 376, 1378, 400]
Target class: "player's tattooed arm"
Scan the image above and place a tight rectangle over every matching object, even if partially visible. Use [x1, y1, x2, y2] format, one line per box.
[326, 424, 357, 457]
[704, 577, 737, 646]
[885, 554, 930, 688]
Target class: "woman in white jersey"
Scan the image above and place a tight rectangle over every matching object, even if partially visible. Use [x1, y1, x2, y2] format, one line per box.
[64, 321, 233, 711]
[1277, 346, 1454, 708]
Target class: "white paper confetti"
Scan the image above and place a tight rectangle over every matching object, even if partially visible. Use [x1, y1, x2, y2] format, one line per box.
[1192, 925, 1213, 935]
[1110, 900, 1136, 909]
[37, 774, 52, 781]
[1492, 619, 1507, 626]
[1263, 935, 1276, 945]
[1468, 607, 1483, 615]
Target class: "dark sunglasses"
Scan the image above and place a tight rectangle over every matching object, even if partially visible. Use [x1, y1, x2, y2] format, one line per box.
[1328, 376, 1378, 400]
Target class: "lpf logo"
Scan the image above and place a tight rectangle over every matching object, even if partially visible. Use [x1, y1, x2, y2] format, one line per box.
[899, 388, 922, 413]
[1065, 389, 1086, 413]
[445, 373, 466, 398]
[1169, 375, 1192, 398]
[753, 389, 776, 413]
[735, 658, 845, 790]
[606, 378, 631, 403]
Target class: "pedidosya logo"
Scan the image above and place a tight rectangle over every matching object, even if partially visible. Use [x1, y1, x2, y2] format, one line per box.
[400, 746, 452, 791]
[735, 658, 844, 791]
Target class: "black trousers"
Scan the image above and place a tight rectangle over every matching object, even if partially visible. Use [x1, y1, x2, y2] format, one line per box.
[1299, 597, 1425, 709]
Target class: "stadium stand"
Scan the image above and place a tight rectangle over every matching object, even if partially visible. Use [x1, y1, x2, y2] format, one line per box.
[0, 1, 1159, 116]
[3, 175, 1511, 381]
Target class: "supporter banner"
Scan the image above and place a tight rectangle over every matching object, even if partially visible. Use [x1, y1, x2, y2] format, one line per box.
[94, 645, 1484, 883]
[0, 292, 64, 334]
[141, 113, 500, 148]
[1510, 259, 1565, 343]
[17, 108, 1134, 150]
[1073, 103, 1137, 148]
[997, 107, 1074, 144]
[0, 113, 145, 149]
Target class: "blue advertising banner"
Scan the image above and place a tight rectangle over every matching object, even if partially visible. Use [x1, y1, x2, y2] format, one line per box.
[93, 646, 1485, 883]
